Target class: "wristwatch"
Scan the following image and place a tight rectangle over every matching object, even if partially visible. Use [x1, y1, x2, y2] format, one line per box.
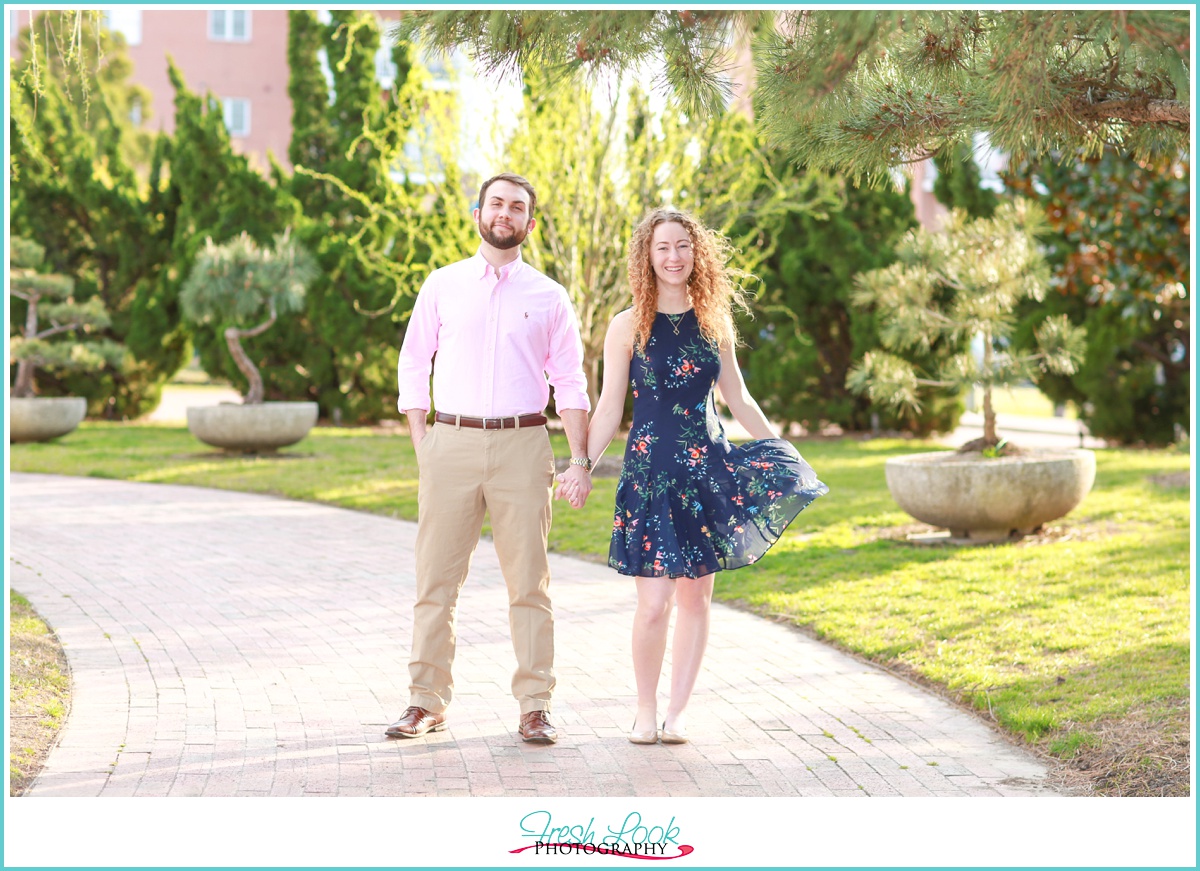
[569, 456, 593, 473]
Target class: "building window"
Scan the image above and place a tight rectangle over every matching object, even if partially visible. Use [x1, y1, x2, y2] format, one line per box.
[103, 9, 142, 46]
[222, 98, 251, 137]
[129, 98, 142, 126]
[209, 10, 250, 42]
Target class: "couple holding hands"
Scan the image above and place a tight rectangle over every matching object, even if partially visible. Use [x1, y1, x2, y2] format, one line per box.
[389, 172, 828, 746]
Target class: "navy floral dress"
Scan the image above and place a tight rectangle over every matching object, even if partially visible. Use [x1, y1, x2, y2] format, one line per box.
[610, 310, 829, 579]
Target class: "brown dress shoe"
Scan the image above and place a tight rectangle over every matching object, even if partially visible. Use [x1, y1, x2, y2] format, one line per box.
[518, 710, 557, 744]
[385, 705, 446, 738]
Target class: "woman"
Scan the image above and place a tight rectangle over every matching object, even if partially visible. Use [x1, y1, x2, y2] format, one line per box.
[570, 208, 829, 745]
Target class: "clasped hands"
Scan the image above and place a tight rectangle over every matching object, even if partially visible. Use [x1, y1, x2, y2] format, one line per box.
[554, 465, 592, 509]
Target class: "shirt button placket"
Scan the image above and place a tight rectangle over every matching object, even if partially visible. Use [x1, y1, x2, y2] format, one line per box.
[484, 273, 499, 418]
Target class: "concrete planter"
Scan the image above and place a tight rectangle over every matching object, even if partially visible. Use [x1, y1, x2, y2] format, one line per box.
[10, 396, 88, 443]
[884, 449, 1096, 541]
[187, 402, 318, 453]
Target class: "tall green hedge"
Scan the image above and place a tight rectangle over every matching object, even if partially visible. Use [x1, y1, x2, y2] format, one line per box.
[162, 60, 292, 404]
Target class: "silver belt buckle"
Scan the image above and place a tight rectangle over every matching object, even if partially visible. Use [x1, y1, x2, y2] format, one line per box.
[483, 416, 502, 430]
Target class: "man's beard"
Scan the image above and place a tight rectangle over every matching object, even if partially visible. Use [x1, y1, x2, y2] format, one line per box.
[478, 217, 528, 250]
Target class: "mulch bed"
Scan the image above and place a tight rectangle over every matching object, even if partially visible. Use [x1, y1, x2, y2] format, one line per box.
[1046, 700, 1191, 797]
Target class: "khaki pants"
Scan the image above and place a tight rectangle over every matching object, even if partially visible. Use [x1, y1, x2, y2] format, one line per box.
[408, 422, 556, 715]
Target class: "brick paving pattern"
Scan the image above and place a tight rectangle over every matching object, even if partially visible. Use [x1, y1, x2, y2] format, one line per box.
[10, 473, 1055, 797]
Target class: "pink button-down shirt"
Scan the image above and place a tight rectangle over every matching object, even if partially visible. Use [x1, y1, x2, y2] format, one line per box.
[396, 250, 591, 417]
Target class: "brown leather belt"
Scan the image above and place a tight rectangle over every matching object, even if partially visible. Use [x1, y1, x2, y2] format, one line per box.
[433, 412, 547, 430]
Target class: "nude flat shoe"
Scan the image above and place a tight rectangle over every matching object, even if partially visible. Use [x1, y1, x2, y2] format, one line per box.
[629, 720, 659, 745]
[660, 721, 688, 745]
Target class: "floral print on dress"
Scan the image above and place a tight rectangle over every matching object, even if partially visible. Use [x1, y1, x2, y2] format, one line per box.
[610, 309, 829, 579]
[664, 337, 709, 388]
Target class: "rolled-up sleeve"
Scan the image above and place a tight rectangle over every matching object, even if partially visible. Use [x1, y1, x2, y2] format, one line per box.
[396, 277, 439, 414]
[544, 290, 591, 413]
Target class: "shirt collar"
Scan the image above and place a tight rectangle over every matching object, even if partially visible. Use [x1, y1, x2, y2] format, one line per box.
[472, 248, 525, 281]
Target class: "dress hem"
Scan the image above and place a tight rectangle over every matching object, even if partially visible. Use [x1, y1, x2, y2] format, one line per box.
[608, 483, 828, 580]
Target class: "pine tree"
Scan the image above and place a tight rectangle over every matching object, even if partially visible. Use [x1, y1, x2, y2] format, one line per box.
[932, 140, 1000, 219]
[397, 10, 1189, 178]
[847, 201, 1086, 450]
[180, 232, 317, 404]
[10, 236, 125, 398]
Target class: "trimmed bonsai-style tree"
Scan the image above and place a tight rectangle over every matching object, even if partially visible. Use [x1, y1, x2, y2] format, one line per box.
[180, 230, 320, 452]
[846, 200, 1095, 541]
[181, 230, 316, 405]
[847, 199, 1086, 451]
[9, 236, 125, 441]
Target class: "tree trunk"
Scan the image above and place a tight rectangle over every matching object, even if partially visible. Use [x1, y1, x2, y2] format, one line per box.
[12, 359, 36, 398]
[224, 303, 278, 405]
[981, 333, 997, 445]
[225, 328, 264, 405]
[12, 293, 41, 397]
[982, 383, 997, 445]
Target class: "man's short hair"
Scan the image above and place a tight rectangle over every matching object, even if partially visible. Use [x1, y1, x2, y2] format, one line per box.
[478, 172, 538, 218]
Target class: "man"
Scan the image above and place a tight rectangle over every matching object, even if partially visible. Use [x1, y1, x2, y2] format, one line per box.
[388, 172, 593, 745]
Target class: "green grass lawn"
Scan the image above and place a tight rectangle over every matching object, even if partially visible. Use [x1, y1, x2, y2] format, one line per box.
[11, 422, 1190, 788]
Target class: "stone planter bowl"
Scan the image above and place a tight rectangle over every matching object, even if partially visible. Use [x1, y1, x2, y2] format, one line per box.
[187, 401, 318, 452]
[884, 449, 1096, 541]
[10, 396, 88, 443]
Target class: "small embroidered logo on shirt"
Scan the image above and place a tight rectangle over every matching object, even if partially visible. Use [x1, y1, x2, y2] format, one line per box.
[524, 312, 529, 319]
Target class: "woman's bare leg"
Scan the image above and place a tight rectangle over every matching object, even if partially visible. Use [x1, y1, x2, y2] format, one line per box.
[631, 577, 676, 734]
[663, 573, 714, 732]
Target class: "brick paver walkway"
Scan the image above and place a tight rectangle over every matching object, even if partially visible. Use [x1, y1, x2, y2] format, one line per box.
[10, 472, 1055, 797]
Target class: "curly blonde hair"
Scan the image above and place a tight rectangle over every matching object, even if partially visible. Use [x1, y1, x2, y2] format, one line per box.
[627, 208, 750, 353]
